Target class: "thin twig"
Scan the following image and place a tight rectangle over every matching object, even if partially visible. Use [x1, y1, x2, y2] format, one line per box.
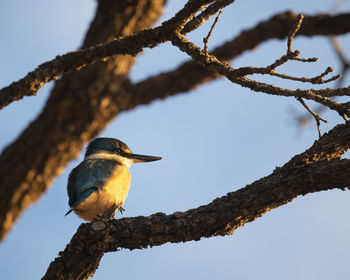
[329, 36, 348, 66]
[297, 97, 328, 137]
[287, 14, 304, 54]
[0, 0, 222, 110]
[2, 10, 350, 243]
[261, 15, 340, 88]
[171, 32, 349, 118]
[237, 66, 341, 85]
[182, 0, 235, 34]
[287, 14, 318, 62]
[329, 36, 350, 88]
[295, 34, 350, 129]
[203, 10, 222, 55]
[1, 12, 350, 111]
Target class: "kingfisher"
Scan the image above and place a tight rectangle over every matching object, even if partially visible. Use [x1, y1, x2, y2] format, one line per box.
[65, 137, 161, 221]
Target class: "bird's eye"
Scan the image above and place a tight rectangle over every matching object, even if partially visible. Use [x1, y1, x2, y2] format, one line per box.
[115, 148, 123, 154]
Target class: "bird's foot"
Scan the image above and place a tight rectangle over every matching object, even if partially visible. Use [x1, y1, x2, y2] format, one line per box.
[98, 204, 118, 221]
[118, 206, 125, 214]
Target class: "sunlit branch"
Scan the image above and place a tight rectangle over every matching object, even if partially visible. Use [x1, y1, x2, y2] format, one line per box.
[170, 31, 349, 117]
[182, 0, 234, 34]
[0, 0, 234, 110]
[1, 9, 350, 244]
[42, 122, 350, 280]
[203, 10, 222, 55]
[297, 97, 328, 138]
[1, 10, 350, 110]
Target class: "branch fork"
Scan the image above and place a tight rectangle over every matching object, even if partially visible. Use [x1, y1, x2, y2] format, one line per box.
[170, 13, 348, 136]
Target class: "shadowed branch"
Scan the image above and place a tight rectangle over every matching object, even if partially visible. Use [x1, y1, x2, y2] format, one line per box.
[42, 122, 350, 279]
[0, 0, 232, 110]
[1, 10, 350, 243]
[1, 10, 349, 109]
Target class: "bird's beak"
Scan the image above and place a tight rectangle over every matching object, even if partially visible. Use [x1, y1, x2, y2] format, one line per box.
[123, 153, 162, 163]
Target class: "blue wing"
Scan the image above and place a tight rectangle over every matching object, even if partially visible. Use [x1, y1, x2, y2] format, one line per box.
[66, 158, 119, 215]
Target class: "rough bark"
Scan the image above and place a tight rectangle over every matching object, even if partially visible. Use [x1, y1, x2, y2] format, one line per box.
[0, 0, 166, 241]
[42, 122, 350, 280]
[1, 9, 350, 242]
[1, 11, 350, 109]
[0, 0, 234, 109]
[108, 11, 350, 109]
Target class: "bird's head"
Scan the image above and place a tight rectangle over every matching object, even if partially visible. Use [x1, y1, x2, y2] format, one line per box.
[85, 137, 161, 167]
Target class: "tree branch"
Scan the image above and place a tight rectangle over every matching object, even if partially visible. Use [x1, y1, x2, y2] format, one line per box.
[182, 0, 233, 34]
[203, 10, 222, 55]
[42, 122, 350, 279]
[170, 26, 350, 119]
[0, 0, 167, 241]
[1, 10, 350, 242]
[122, 11, 350, 109]
[1, 10, 349, 110]
[0, 0, 232, 110]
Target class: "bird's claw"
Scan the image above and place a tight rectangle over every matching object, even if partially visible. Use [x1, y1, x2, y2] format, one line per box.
[118, 206, 125, 214]
[99, 204, 118, 221]
[93, 204, 124, 222]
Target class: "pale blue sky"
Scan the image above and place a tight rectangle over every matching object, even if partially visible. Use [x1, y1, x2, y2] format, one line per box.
[0, 1, 350, 279]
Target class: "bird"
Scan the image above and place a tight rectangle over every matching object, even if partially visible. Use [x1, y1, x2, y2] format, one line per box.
[65, 137, 161, 221]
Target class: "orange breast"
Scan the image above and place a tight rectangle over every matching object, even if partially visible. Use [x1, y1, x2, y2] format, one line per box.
[74, 165, 131, 221]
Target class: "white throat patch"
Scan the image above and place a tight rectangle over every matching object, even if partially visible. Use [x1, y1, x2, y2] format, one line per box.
[86, 151, 135, 167]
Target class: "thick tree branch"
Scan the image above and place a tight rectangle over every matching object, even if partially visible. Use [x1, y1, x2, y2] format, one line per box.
[0, 0, 230, 110]
[0, 0, 167, 241]
[1, 11, 350, 242]
[122, 11, 350, 109]
[42, 122, 350, 280]
[1, 10, 349, 110]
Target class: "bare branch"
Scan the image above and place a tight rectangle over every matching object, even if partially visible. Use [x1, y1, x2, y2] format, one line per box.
[287, 14, 304, 54]
[0, 0, 167, 242]
[330, 36, 349, 66]
[182, 0, 234, 33]
[292, 34, 350, 128]
[203, 10, 222, 55]
[232, 66, 341, 85]
[1, 10, 350, 110]
[330, 36, 350, 88]
[163, 0, 217, 32]
[131, 12, 350, 108]
[244, 15, 341, 86]
[42, 122, 350, 279]
[297, 97, 328, 137]
[1, 11, 350, 242]
[170, 31, 349, 118]
[0, 0, 233, 110]
[271, 68, 341, 84]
